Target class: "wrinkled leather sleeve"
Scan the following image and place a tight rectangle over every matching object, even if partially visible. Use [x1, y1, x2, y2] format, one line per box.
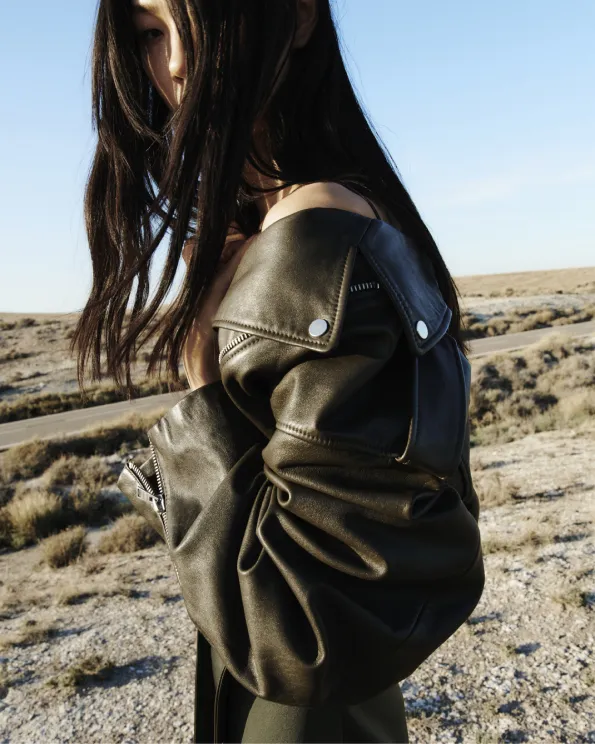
[119, 210, 484, 708]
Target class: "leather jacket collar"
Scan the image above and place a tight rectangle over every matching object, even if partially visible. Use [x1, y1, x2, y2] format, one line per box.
[212, 207, 451, 357]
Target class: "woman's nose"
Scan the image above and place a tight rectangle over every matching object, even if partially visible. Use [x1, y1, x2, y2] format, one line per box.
[169, 27, 187, 82]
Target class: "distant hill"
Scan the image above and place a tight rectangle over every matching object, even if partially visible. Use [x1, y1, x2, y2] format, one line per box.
[454, 266, 595, 298]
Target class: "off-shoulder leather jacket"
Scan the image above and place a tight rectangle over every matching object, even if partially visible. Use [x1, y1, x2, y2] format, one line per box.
[117, 207, 484, 739]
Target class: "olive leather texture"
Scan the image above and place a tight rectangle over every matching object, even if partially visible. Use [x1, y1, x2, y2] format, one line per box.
[117, 207, 485, 743]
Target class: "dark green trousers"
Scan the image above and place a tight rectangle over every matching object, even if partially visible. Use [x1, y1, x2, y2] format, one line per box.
[211, 645, 409, 743]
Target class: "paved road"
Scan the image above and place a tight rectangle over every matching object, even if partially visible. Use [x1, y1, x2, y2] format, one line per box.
[1, 319, 593, 451]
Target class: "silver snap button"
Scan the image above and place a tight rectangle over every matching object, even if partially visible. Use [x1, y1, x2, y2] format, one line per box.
[308, 318, 329, 338]
[416, 320, 429, 339]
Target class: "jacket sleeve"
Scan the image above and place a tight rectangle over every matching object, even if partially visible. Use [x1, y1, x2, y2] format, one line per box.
[118, 211, 484, 707]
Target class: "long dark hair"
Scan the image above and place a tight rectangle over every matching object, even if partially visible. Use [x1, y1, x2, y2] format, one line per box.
[72, 0, 468, 397]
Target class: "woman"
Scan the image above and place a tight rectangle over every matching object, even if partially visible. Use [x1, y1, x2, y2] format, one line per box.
[73, 0, 485, 741]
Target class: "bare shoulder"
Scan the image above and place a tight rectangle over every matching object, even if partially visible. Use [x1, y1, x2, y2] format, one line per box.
[260, 182, 381, 233]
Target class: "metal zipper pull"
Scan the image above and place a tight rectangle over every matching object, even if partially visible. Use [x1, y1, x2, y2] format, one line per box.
[125, 460, 166, 514]
[126, 444, 181, 584]
[146, 439, 180, 584]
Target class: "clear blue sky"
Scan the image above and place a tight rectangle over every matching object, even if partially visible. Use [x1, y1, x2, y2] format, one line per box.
[1, 0, 593, 313]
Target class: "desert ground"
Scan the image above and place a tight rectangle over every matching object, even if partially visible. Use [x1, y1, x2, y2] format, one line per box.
[0, 266, 594, 743]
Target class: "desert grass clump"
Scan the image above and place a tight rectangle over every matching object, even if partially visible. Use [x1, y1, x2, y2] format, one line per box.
[67, 486, 130, 526]
[0, 483, 14, 508]
[47, 654, 115, 691]
[0, 485, 127, 550]
[470, 335, 595, 445]
[472, 471, 519, 509]
[1, 439, 55, 481]
[41, 525, 88, 568]
[481, 527, 552, 556]
[462, 304, 595, 340]
[54, 576, 138, 606]
[0, 489, 71, 549]
[44, 454, 129, 526]
[97, 514, 161, 554]
[0, 619, 56, 650]
[56, 585, 100, 606]
[44, 455, 118, 501]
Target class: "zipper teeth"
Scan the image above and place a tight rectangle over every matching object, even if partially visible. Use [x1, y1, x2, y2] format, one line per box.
[148, 437, 183, 587]
[218, 331, 252, 363]
[217, 284, 380, 363]
[349, 281, 381, 293]
[126, 460, 156, 496]
[149, 440, 165, 497]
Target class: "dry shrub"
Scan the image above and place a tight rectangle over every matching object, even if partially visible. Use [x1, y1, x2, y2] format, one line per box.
[462, 304, 595, 340]
[44, 455, 115, 491]
[472, 471, 519, 509]
[0, 483, 14, 508]
[41, 525, 87, 568]
[0, 583, 51, 614]
[55, 577, 137, 605]
[81, 554, 108, 575]
[47, 654, 115, 690]
[481, 528, 551, 555]
[0, 414, 167, 551]
[557, 390, 595, 421]
[0, 489, 70, 549]
[1, 439, 54, 481]
[97, 514, 160, 554]
[56, 584, 100, 606]
[66, 486, 130, 527]
[0, 484, 128, 550]
[44, 454, 127, 526]
[0, 619, 55, 650]
[470, 335, 595, 445]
